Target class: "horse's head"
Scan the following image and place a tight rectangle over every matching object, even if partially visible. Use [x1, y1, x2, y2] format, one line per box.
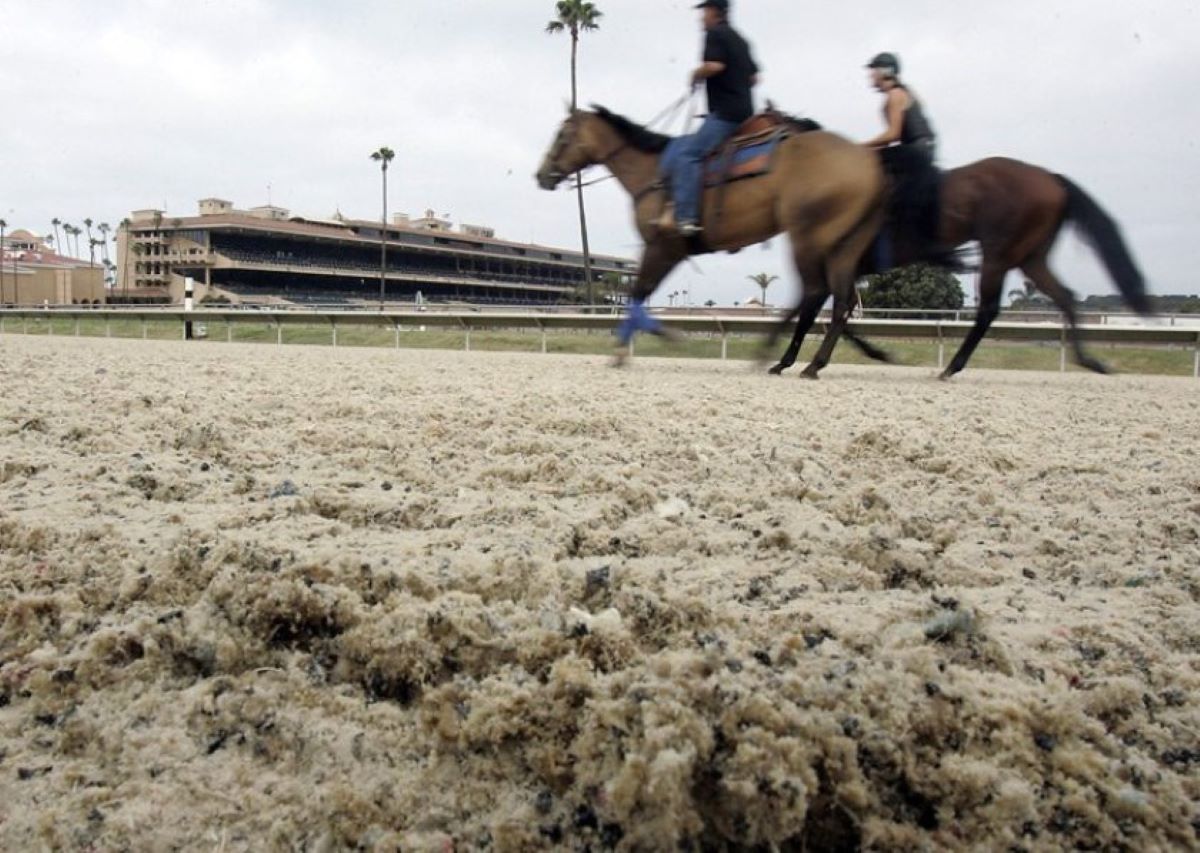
[536, 109, 603, 191]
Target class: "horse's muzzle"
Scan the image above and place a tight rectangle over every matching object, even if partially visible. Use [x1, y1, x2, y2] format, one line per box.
[536, 170, 564, 191]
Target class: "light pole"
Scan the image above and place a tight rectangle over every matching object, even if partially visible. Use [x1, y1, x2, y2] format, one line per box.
[0, 219, 7, 304]
[370, 147, 395, 309]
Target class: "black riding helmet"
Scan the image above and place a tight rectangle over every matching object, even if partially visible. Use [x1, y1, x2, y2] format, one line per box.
[867, 52, 901, 76]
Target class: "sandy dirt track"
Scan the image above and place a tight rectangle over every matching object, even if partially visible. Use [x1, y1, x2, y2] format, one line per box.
[0, 334, 1198, 851]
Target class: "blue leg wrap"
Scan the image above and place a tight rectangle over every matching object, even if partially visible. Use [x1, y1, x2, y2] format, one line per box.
[617, 300, 661, 346]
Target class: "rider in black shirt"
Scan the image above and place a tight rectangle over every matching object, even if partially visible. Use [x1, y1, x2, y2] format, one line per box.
[667, 0, 760, 236]
[864, 52, 936, 165]
[864, 52, 938, 267]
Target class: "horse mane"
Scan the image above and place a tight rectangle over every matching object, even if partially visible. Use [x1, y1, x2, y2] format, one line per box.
[589, 103, 822, 152]
[785, 116, 822, 133]
[589, 105, 672, 154]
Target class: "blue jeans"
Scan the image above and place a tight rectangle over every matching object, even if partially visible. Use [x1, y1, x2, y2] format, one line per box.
[671, 115, 740, 224]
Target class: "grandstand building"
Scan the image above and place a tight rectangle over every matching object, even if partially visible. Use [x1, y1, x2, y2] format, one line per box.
[114, 200, 636, 306]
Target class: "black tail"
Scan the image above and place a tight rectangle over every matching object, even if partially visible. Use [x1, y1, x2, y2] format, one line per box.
[1056, 175, 1153, 316]
[845, 329, 894, 364]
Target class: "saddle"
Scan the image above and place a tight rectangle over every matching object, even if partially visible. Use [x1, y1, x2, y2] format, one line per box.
[702, 109, 791, 188]
[655, 106, 820, 253]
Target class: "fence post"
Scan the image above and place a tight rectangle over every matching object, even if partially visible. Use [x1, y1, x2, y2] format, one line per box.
[75, 316, 80, 337]
[276, 319, 283, 346]
[331, 318, 338, 347]
[1194, 333, 1199, 379]
[721, 333, 728, 361]
[1059, 326, 1067, 373]
[394, 321, 401, 349]
[464, 327, 471, 352]
[937, 322, 945, 370]
[184, 278, 195, 340]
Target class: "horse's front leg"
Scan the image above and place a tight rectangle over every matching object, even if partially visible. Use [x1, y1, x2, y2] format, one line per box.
[613, 239, 685, 366]
[767, 287, 827, 375]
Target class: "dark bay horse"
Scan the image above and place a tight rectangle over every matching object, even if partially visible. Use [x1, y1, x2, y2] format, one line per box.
[536, 107, 892, 376]
[766, 157, 1152, 378]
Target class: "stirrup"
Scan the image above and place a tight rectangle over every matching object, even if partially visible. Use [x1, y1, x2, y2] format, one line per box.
[655, 203, 677, 232]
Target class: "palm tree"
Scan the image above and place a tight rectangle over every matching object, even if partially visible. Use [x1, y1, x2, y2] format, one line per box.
[83, 218, 95, 266]
[63, 223, 79, 258]
[748, 273, 779, 314]
[546, 0, 602, 308]
[51, 218, 63, 255]
[98, 222, 112, 265]
[370, 146, 395, 308]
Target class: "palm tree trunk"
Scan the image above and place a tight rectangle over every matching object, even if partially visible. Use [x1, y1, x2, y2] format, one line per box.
[379, 167, 388, 308]
[569, 31, 595, 309]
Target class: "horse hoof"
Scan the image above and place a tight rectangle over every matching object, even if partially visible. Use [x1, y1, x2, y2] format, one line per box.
[611, 352, 629, 369]
[799, 370, 820, 381]
[938, 370, 955, 382]
[1082, 360, 1112, 376]
[768, 364, 787, 376]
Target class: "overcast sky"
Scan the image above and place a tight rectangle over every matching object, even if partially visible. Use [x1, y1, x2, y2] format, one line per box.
[3, 0, 1197, 305]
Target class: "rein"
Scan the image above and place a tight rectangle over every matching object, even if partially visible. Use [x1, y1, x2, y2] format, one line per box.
[554, 90, 696, 194]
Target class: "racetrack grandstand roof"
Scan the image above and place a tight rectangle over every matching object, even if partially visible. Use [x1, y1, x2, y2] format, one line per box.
[116, 202, 636, 305]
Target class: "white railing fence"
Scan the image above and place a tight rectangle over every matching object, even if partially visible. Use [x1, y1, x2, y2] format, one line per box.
[1, 307, 1197, 377]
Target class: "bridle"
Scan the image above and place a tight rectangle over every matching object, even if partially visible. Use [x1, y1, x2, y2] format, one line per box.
[544, 116, 629, 190]
[545, 92, 695, 193]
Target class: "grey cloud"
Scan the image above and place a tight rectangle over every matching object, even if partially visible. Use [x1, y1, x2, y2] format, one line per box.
[3, 0, 1196, 305]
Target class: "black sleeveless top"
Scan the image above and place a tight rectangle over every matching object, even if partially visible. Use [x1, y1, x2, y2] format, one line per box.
[893, 84, 935, 145]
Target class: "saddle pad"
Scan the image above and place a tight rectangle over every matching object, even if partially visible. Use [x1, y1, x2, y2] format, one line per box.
[703, 135, 781, 187]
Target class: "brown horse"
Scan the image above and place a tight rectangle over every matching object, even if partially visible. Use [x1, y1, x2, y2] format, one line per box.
[536, 107, 893, 376]
[766, 157, 1152, 378]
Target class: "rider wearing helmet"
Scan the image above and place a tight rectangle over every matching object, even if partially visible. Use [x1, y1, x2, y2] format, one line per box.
[864, 52, 935, 164]
[864, 52, 938, 267]
[666, 0, 760, 237]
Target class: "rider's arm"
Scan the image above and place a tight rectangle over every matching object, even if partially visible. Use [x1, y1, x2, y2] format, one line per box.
[692, 60, 727, 84]
[865, 89, 907, 148]
[694, 27, 729, 86]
